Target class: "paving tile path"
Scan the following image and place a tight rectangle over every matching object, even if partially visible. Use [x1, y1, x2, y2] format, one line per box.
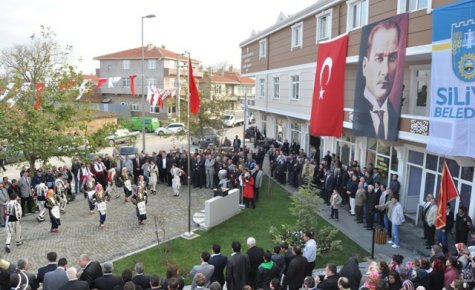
[0, 179, 210, 271]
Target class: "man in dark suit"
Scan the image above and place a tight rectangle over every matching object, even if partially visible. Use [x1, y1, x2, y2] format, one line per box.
[225, 241, 250, 290]
[209, 244, 227, 287]
[94, 262, 122, 290]
[59, 267, 90, 290]
[43, 258, 68, 290]
[132, 262, 150, 290]
[246, 237, 264, 289]
[37, 252, 58, 286]
[284, 246, 307, 290]
[353, 20, 402, 141]
[133, 154, 143, 184]
[78, 254, 103, 289]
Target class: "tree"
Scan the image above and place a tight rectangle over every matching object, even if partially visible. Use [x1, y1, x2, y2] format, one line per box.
[0, 26, 112, 174]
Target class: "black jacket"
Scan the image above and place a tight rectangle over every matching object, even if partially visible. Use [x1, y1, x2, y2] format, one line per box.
[80, 261, 103, 289]
[209, 253, 227, 285]
[94, 274, 122, 290]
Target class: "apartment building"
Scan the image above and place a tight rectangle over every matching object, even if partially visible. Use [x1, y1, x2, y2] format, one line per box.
[199, 71, 255, 111]
[94, 45, 202, 120]
[240, 0, 475, 220]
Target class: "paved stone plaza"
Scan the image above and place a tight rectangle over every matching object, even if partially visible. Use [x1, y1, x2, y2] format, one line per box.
[0, 182, 211, 271]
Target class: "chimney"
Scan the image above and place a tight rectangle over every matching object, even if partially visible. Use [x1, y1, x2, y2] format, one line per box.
[161, 44, 166, 49]
[146, 44, 155, 51]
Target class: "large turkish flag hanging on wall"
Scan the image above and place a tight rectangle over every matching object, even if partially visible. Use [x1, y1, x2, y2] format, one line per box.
[309, 34, 348, 137]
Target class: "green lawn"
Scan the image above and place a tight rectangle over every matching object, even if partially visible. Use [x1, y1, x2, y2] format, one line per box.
[113, 176, 368, 280]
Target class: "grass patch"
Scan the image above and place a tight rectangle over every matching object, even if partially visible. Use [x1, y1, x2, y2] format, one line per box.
[113, 176, 368, 279]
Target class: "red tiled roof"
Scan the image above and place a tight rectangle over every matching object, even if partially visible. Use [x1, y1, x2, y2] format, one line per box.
[94, 45, 199, 63]
[202, 72, 255, 85]
[82, 74, 100, 82]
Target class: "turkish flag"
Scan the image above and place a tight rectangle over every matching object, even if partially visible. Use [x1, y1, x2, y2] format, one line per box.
[95, 78, 108, 91]
[309, 34, 348, 137]
[436, 161, 459, 229]
[189, 60, 200, 115]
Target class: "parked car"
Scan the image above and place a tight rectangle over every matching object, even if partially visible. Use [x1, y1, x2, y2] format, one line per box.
[106, 129, 140, 145]
[191, 127, 220, 149]
[127, 117, 161, 133]
[155, 123, 186, 136]
[118, 146, 138, 160]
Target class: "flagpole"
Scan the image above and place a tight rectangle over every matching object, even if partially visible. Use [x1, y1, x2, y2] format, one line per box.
[185, 51, 193, 237]
[243, 94, 247, 150]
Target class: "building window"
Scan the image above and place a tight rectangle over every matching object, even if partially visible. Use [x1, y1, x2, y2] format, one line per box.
[409, 65, 431, 116]
[130, 103, 139, 112]
[258, 78, 265, 98]
[347, 0, 368, 31]
[215, 85, 222, 94]
[147, 78, 157, 87]
[273, 77, 280, 99]
[150, 106, 161, 114]
[275, 118, 285, 142]
[262, 114, 267, 136]
[259, 39, 267, 59]
[168, 104, 176, 114]
[290, 75, 300, 100]
[122, 60, 130, 70]
[147, 59, 157, 69]
[398, 0, 429, 13]
[122, 78, 130, 88]
[290, 122, 301, 145]
[291, 22, 303, 50]
[316, 10, 332, 41]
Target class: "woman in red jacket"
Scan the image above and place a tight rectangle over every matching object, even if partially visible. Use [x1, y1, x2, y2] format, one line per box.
[242, 170, 255, 209]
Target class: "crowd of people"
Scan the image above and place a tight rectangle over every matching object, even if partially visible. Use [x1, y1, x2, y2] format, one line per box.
[3, 135, 475, 290]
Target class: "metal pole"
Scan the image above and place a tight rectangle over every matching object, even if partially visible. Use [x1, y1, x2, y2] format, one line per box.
[140, 14, 156, 153]
[141, 16, 146, 152]
[176, 55, 181, 122]
[186, 51, 192, 235]
[243, 94, 247, 150]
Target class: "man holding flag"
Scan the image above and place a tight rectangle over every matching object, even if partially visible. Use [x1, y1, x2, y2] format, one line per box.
[435, 162, 459, 246]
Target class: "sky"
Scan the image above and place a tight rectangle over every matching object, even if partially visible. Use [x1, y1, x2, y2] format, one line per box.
[0, 0, 317, 75]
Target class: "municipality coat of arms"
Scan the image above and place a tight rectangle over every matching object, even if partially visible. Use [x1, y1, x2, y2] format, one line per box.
[452, 19, 475, 82]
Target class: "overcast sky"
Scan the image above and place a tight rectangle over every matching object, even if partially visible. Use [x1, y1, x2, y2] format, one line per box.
[0, 0, 317, 74]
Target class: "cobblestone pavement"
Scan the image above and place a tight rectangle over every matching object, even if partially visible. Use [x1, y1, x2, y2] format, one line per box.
[0, 181, 211, 271]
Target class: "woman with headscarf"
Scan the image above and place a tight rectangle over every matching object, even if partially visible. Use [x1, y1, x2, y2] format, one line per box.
[338, 257, 362, 290]
[387, 270, 402, 290]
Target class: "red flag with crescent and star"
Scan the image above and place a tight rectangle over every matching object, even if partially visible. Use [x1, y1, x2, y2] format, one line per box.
[309, 34, 348, 137]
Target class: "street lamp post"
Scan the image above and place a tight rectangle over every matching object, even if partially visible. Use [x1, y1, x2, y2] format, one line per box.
[141, 14, 156, 153]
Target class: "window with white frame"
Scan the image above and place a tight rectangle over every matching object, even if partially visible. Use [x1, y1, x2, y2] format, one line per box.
[273, 77, 280, 99]
[290, 122, 301, 145]
[150, 106, 161, 114]
[122, 60, 130, 70]
[290, 75, 300, 100]
[215, 85, 222, 94]
[168, 104, 176, 114]
[316, 10, 332, 41]
[147, 59, 157, 69]
[347, 0, 368, 31]
[130, 103, 139, 112]
[258, 78, 265, 98]
[291, 22, 303, 50]
[122, 78, 130, 88]
[398, 0, 429, 13]
[259, 39, 267, 59]
[147, 78, 157, 87]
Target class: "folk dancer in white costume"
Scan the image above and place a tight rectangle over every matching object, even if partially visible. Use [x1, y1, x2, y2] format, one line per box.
[131, 175, 147, 225]
[94, 184, 107, 229]
[170, 163, 185, 196]
[4, 192, 22, 253]
[149, 161, 159, 195]
[35, 182, 48, 223]
[44, 189, 61, 233]
[54, 176, 67, 214]
[84, 176, 96, 215]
